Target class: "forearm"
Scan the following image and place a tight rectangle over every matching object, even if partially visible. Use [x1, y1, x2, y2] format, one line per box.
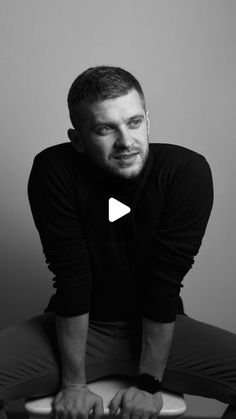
[139, 317, 175, 381]
[55, 312, 89, 387]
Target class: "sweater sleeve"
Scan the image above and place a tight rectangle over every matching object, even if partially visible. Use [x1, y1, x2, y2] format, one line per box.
[142, 153, 214, 323]
[28, 152, 92, 317]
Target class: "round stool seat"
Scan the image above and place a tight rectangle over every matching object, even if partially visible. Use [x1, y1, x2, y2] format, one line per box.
[24, 377, 186, 418]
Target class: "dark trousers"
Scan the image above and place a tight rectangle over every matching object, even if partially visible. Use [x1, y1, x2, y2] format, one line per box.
[0, 313, 236, 411]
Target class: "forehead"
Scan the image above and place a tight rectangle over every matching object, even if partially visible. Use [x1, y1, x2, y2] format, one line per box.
[83, 90, 145, 125]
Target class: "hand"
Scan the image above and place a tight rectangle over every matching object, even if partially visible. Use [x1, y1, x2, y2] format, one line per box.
[109, 386, 163, 419]
[51, 385, 104, 419]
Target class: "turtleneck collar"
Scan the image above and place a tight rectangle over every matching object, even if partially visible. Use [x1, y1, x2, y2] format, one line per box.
[82, 149, 152, 194]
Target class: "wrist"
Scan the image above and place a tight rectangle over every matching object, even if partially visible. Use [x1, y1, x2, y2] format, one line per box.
[61, 369, 86, 385]
[62, 383, 87, 391]
[137, 373, 162, 394]
[62, 376, 86, 389]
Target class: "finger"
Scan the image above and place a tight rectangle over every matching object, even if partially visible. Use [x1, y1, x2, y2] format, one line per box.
[52, 409, 64, 419]
[121, 409, 131, 419]
[50, 397, 62, 419]
[50, 410, 56, 419]
[73, 409, 87, 419]
[109, 390, 123, 415]
[130, 412, 141, 419]
[136, 410, 152, 419]
[135, 410, 149, 419]
[50, 406, 60, 419]
[50, 405, 55, 419]
[93, 398, 104, 419]
[50, 409, 60, 419]
[50, 399, 56, 419]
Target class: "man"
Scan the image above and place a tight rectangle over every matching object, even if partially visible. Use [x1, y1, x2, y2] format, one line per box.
[0, 66, 236, 419]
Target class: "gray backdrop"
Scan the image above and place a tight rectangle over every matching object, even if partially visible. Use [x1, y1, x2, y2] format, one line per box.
[0, 1, 235, 336]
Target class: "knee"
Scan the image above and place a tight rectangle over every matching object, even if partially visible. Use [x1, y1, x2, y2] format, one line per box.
[0, 409, 8, 419]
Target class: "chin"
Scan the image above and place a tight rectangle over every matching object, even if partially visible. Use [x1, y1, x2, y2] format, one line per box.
[112, 164, 143, 179]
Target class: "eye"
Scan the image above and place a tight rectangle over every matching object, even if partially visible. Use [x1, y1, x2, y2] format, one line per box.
[128, 118, 143, 128]
[96, 125, 113, 135]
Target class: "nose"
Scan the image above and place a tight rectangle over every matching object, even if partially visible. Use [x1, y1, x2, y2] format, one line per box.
[115, 127, 134, 149]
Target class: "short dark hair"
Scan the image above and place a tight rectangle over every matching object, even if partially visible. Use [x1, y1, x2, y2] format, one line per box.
[67, 66, 146, 128]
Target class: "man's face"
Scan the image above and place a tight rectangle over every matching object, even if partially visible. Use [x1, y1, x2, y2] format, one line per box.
[72, 89, 150, 179]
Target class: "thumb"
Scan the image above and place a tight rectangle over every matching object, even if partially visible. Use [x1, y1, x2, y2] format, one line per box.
[109, 390, 123, 415]
[93, 398, 104, 419]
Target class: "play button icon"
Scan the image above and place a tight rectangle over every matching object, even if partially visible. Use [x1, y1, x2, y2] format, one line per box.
[108, 198, 131, 222]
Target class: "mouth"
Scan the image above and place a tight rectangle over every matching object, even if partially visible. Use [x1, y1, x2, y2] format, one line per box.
[114, 152, 139, 161]
[113, 152, 139, 167]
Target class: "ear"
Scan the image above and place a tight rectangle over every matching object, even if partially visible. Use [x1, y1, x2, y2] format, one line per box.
[67, 129, 85, 153]
[146, 110, 150, 137]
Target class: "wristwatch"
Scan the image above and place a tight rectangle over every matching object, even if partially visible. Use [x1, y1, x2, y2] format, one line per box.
[137, 373, 162, 394]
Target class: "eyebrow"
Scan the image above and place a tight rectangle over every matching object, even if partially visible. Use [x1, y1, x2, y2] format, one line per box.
[92, 114, 145, 130]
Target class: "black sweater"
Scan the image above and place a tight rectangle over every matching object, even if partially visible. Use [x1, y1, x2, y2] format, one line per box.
[28, 142, 214, 323]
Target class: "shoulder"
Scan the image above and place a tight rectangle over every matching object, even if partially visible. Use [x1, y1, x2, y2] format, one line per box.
[31, 142, 85, 180]
[29, 143, 87, 194]
[150, 142, 208, 164]
[149, 142, 211, 176]
[148, 143, 213, 193]
[34, 142, 79, 167]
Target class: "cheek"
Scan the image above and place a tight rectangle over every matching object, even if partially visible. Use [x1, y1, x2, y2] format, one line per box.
[136, 128, 149, 144]
[91, 141, 111, 160]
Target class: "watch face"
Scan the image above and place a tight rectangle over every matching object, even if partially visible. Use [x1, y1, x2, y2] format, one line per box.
[137, 374, 162, 394]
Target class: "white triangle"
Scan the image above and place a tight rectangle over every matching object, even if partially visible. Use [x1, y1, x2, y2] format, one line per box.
[108, 198, 131, 222]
